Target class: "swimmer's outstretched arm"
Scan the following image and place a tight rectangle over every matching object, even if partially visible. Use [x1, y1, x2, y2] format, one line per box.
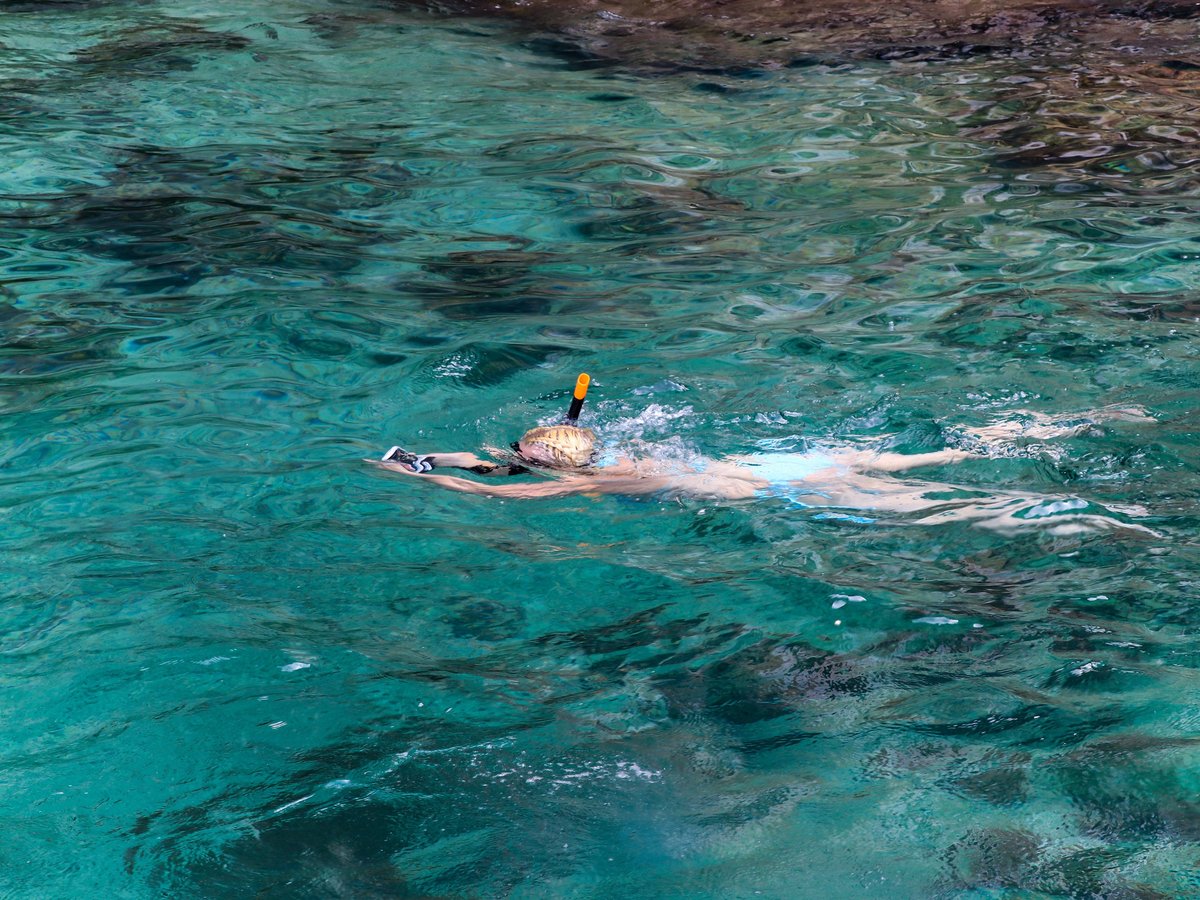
[383, 450, 530, 477]
[373, 460, 699, 499]
[420, 474, 596, 498]
[373, 460, 596, 498]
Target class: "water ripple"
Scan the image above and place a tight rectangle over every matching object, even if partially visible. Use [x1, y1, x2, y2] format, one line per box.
[0, 3, 1198, 898]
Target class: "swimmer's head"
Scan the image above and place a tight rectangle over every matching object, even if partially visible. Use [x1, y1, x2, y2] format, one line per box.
[516, 425, 597, 469]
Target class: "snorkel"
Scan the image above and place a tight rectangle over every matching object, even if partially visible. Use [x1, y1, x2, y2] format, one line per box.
[565, 373, 590, 425]
[512, 374, 597, 469]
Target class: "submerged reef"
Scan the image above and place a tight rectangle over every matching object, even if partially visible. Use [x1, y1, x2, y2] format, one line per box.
[379, 0, 1200, 193]
[394, 0, 1200, 71]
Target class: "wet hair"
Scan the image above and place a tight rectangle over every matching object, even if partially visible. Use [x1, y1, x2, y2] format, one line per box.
[517, 425, 597, 469]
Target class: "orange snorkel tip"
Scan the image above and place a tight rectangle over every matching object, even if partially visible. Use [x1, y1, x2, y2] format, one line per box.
[565, 373, 590, 424]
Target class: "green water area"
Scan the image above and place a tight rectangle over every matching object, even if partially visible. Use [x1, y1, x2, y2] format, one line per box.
[2, 0, 1199, 896]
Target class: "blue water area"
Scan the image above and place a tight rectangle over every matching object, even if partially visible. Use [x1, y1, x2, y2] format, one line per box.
[2, 1, 1200, 896]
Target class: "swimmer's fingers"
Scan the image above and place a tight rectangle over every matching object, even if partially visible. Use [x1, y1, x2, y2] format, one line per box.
[371, 459, 429, 477]
[968, 419, 1089, 443]
[973, 406, 1156, 442]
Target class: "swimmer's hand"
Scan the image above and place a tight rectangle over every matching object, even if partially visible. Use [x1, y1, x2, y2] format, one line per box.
[381, 446, 435, 473]
[373, 457, 441, 478]
[376, 448, 530, 477]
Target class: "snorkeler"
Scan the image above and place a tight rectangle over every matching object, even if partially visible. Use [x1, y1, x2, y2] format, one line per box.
[373, 378, 1156, 533]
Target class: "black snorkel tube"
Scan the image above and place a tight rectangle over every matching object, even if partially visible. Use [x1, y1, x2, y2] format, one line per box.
[564, 373, 590, 425]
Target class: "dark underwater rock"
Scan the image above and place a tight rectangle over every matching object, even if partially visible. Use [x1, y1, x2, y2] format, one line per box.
[420, 341, 573, 388]
[951, 762, 1031, 805]
[654, 638, 868, 726]
[74, 23, 252, 74]
[940, 828, 1173, 897]
[441, 596, 526, 641]
[303, 9, 410, 44]
[13, 142, 412, 293]
[0, 0, 109, 9]
[944, 826, 1043, 890]
[1052, 734, 1200, 843]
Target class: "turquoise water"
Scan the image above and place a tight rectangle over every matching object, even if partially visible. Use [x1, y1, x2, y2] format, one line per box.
[3, 2, 1200, 896]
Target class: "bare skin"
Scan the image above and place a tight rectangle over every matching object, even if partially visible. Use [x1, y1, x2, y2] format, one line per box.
[372, 407, 1158, 533]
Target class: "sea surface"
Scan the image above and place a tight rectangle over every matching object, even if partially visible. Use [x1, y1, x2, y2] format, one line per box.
[2, 1, 1199, 896]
